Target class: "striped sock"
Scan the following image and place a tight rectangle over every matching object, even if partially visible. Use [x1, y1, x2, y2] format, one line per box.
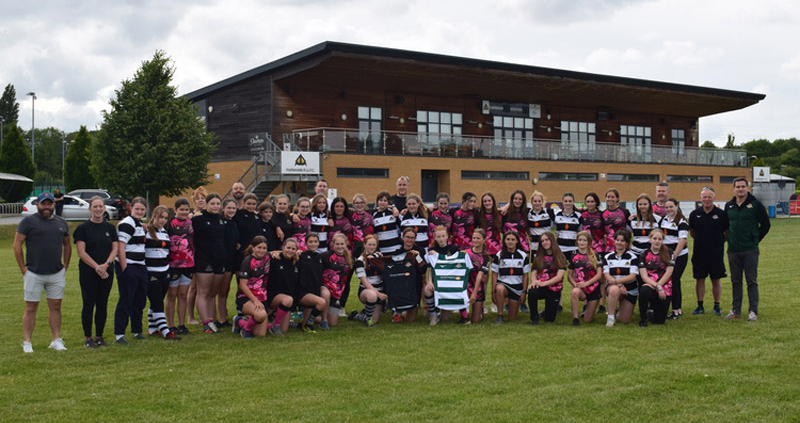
[147, 309, 157, 335]
[306, 307, 322, 326]
[153, 312, 170, 336]
[363, 301, 376, 319]
[424, 296, 437, 314]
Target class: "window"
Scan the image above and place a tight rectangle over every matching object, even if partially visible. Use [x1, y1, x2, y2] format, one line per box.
[462, 170, 529, 180]
[337, 167, 389, 178]
[493, 115, 534, 159]
[417, 111, 463, 152]
[620, 125, 652, 162]
[720, 176, 745, 184]
[358, 106, 382, 153]
[538, 172, 598, 181]
[607, 173, 659, 182]
[672, 129, 685, 156]
[560, 121, 596, 155]
[667, 174, 713, 183]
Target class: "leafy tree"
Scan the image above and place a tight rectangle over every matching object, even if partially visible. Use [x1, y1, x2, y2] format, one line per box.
[0, 84, 20, 125]
[0, 125, 35, 201]
[93, 51, 216, 206]
[64, 126, 96, 191]
[751, 157, 766, 167]
[25, 127, 66, 181]
[700, 140, 717, 149]
[741, 139, 774, 158]
[780, 148, 800, 168]
[724, 133, 736, 149]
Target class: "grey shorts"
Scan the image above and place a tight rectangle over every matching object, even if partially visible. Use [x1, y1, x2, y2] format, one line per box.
[23, 268, 66, 302]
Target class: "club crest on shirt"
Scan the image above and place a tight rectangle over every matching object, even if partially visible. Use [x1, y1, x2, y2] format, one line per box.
[456, 263, 463, 268]
[405, 262, 412, 267]
[712, 215, 719, 219]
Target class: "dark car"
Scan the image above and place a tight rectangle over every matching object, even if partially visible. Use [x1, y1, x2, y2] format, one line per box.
[68, 189, 129, 219]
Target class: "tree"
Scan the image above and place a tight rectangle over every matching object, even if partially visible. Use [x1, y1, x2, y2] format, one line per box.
[700, 140, 717, 149]
[0, 84, 20, 125]
[741, 139, 774, 158]
[25, 127, 66, 183]
[64, 126, 96, 191]
[0, 125, 35, 201]
[93, 50, 216, 206]
[724, 133, 736, 149]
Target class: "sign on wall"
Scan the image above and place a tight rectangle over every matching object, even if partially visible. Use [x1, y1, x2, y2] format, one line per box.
[281, 151, 321, 175]
[249, 133, 268, 154]
[753, 166, 770, 183]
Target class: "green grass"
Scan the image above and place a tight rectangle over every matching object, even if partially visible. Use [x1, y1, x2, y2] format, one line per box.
[1, 219, 799, 422]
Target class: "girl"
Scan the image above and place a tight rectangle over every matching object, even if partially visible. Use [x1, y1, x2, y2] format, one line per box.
[114, 197, 149, 344]
[491, 231, 530, 324]
[351, 235, 385, 325]
[291, 197, 312, 251]
[266, 238, 299, 335]
[270, 194, 294, 246]
[74, 196, 118, 347]
[190, 187, 207, 217]
[602, 229, 640, 327]
[320, 233, 353, 327]
[328, 197, 354, 252]
[428, 192, 453, 246]
[350, 193, 373, 257]
[372, 190, 402, 254]
[234, 193, 261, 261]
[527, 190, 552, 252]
[257, 201, 280, 252]
[425, 227, 475, 326]
[602, 188, 629, 253]
[310, 194, 331, 253]
[478, 192, 503, 255]
[395, 227, 428, 322]
[630, 193, 657, 256]
[553, 192, 582, 260]
[398, 193, 429, 250]
[451, 192, 478, 249]
[294, 233, 328, 332]
[186, 187, 207, 324]
[234, 236, 271, 338]
[527, 232, 568, 324]
[638, 229, 675, 326]
[659, 198, 689, 319]
[191, 193, 226, 333]
[503, 189, 530, 252]
[423, 225, 461, 325]
[568, 231, 603, 325]
[581, 192, 606, 255]
[167, 198, 193, 335]
[145, 205, 179, 340]
[466, 229, 491, 323]
[217, 199, 239, 328]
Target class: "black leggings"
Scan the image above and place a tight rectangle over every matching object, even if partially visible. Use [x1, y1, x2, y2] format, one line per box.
[147, 272, 170, 313]
[670, 254, 688, 310]
[528, 287, 561, 322]
[639, 285, 670, 324]
[114, 263, 148, 335]
[79, 265, 114, 337]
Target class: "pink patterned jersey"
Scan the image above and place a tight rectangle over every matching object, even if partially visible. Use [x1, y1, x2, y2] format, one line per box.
[167, 217, 194, 269]
[482, 213, 502, 256]
[321, 251, 352, 300]
[602, 207, 628, 253]
[569, 252, 599, 294]
[428, 209, 453, 246]
[450, 208, 476, 249]
[640, 250, 674, 296]
[329, 215, 354, 252]
[581, 210, 606, 254]
[503, 211, 530, 252]
[535, 253, 564, 292]
[237, 254, 270, 302]
[350, 211, 373, 242]
[291, 214, 312, 251]
[465, 247, 490, 299]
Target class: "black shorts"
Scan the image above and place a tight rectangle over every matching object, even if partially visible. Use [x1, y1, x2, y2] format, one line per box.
[194, 257, 225, 275]
[584, 287, 602, 302]
[236, 297, 269, 314]
[499, 283, 522, 302]
[692, 254, 727, 280]
[622, 293, 638, 305]
[357, 285, 387, 309]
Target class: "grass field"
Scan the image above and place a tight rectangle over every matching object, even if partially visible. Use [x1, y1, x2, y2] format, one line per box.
[1, 219, 798, 422]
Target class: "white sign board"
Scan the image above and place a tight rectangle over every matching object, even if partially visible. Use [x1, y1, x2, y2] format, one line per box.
[281, 151, 320, 175]
[753, 166, 770, 183]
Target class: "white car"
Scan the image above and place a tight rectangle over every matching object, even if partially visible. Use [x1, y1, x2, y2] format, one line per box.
[21, 194, 119, 221]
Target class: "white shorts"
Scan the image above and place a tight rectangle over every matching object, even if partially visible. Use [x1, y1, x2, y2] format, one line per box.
[23, 268, 66, 302]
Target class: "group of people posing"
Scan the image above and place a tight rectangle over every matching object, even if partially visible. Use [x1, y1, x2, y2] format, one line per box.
[15, 176, 771, 352]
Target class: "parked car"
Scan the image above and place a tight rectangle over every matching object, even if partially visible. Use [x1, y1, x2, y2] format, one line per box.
[22, 195, 118, 220]
[68, 189, 129, 218]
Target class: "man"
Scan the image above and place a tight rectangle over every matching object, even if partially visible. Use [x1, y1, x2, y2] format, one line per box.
[14, 192, 72, 353]
[314, 179, 333, 208]
[724, 177, 770, 321]
[53, 188, 65, 216]
[231, 181, 246, 208]
[391, 176, 410, 212]
[652, 182, 669, 217]
[689, 187, 728, 316]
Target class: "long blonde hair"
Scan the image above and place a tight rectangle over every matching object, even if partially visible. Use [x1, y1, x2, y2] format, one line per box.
[576, 231, 598, 269]
[331, 233, 353, 267]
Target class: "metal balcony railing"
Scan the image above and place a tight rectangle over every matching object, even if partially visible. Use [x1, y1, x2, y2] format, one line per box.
[285, 128, 748, 167]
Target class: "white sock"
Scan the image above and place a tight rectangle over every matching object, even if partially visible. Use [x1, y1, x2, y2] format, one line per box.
[115, 334, 124, 340]
[607, 314, 615, 321]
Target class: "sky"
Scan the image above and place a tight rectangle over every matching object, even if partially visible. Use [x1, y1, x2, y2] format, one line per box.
[1, 0, 798, 146]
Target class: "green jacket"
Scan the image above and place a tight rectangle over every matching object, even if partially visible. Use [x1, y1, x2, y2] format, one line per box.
[724, 193, 770, 252]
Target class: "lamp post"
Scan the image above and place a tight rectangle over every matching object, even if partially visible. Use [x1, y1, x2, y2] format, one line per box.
[0, 115, 4, 148]
[27, 92, 36, 163]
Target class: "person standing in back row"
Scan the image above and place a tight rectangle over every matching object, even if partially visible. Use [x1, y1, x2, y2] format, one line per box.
[724, 177, 770, 321]
[689, 187, 728, 316]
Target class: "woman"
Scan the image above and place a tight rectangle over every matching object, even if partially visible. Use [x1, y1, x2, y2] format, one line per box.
[491, 231, 530, 324]
[527, 190, 552, 252]
[351, 235, 385, 325]
[113, 197, 149, 344]
[602, 188, 629, 253]
[257, 201, 280, 251]
[266, 238, 300, 335]
[234, 236, 271, 338]
[350, 193, 373, 254]
[234, 193, 261, 264]
[294, 233, 328, 332]
[581, 192, 606, 255]
[527, 232, 568, 325]
[451, 192, 478, 250]
[372, 190, 401, 254]
[320, 233, 353, 327]
[166, 197, 193, 335]
[466, 229, 491, 323]
[74, 196, 118, 348]
[503, 190, 530, 252]
[192, 193, 226, 333]
[638, 229, 675, 326]
[659, 198, 689, 320]
[144, 205, 179, 340]
[568, 231, 602, 326]
[291, 197, 312, 251]
[428, 193, 453, 247]
[217, 199, 240, 328]
[398, 193, 429, 250]
[553, 193, 582, 260]
[630, 193, 657, 256]
[602, 229, 639, 327]
[310, 194, 331, 253]
[478, 192, 503, 256]
[270, 194, 294, 246]
[186, 186, 207, 325]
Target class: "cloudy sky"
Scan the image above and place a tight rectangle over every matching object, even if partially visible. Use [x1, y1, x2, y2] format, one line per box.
[1, 0, 798, 145]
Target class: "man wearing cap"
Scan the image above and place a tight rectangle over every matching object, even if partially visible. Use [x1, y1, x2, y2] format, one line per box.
[14, 192, 72, 353]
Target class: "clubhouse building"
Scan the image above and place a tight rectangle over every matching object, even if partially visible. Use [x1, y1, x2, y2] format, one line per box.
[183, 41, 764, 204]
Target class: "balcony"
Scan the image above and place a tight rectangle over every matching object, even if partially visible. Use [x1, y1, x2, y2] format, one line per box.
[285, 128, 747, 167]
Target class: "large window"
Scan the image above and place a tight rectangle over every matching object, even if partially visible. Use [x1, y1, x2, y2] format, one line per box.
[539, 172, 597, 181]
[417, 111, 463, 152]
[560, 121, 596, 155]
[337, 167, 389, 178]
[462, 170, 529, 180]
[493, 116, 534, 158]
[667, 174, 713, 183]
[607, 173, 659, 182]
[620, 125, 652, 162]
[358, 106, 382, 153]
[672, 129, 685, 156]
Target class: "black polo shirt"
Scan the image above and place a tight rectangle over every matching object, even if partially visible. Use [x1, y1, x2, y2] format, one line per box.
[689, 206, 728, 256]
